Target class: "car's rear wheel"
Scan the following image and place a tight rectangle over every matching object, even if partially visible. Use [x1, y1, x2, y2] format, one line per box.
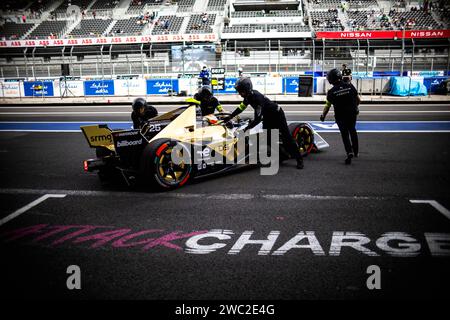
[140, 139, 192, 190]
[289, 123, 315, 155]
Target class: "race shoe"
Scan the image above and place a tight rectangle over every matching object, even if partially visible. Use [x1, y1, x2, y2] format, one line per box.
[296, 158, 304, 169]
[345, 153, 354, 165]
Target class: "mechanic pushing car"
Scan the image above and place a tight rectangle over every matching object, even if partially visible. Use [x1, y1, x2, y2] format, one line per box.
[131, 97, 158, 129]
[223, 77, 304, 169]
[193, 85, 225, 116]
[320, 68, 360, 165]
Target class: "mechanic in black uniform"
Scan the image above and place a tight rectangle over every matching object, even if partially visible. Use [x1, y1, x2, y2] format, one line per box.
[131, 97, 158, 129]
[320, 68, 360, 165]
[341, 63, 352, 83]
[223, 77, 304, 169]
[193, 86, 224, 116]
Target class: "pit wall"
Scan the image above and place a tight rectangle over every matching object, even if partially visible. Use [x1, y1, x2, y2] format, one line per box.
[1, 72, 448, 98]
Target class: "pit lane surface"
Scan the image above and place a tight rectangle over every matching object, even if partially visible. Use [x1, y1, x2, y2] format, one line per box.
[0, 102, 449, 300]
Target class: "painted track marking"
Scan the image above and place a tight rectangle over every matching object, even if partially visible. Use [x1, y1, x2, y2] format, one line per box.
[410, 200, 450, 220]
[0, 194, 67, 227]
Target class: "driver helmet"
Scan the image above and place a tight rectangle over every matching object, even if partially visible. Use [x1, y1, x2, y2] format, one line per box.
[132, 97, 147, 113]
[204, 114, 219, 125]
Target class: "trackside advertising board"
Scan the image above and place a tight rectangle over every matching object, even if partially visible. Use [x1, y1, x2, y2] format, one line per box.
[0, 82, 23, 97]
[316, 29, 450, 39]
[23, 81, 54, 97]
[84, 80, 115, 96]
[0, 34, 218, 48]
[146, 79, 179, 95]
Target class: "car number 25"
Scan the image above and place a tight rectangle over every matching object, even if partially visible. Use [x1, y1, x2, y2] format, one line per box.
[148, 124, 162, 132]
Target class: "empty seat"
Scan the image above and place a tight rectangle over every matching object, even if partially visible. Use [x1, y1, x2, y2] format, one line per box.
[0, 22, 35, 40]
[26, 20, 67, 39]
[110, 17, 146, 36]
[186, 14, 216, 34]
[310, 10, 343, 31]
[69, 19, 113, 37]
[151, 15, 184, 35]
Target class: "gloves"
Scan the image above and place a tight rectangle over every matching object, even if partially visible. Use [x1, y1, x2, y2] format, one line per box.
[320, 114, 325, 122]
[222, 115, 232, 123]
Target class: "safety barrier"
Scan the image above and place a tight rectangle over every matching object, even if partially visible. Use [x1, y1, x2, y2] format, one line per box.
[0, 74, 447, 99]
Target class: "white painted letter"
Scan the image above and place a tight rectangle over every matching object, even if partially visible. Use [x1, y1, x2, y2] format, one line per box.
[376, 232, 421, 257]
[66, 265, 81, 290]
[329, 232, 378, 256]
[366, 265, 381, 290]
[272, 231, 325, 256]
[185, 230, 233, 254]
[425, 233, 450, 256]
[228, 231, 279, 255]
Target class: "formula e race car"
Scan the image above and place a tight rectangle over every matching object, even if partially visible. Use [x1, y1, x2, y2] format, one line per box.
[81, 105, 328, 190]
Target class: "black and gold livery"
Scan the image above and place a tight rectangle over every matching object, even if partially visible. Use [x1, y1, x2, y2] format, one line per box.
[81, 105, 327, 190]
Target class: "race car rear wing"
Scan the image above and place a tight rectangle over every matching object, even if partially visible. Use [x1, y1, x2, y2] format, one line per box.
[80, 124, 115, 151]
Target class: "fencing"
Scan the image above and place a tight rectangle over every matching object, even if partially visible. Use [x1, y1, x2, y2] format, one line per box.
[0, 38, 449, 79]
[1, 73, 448, 100]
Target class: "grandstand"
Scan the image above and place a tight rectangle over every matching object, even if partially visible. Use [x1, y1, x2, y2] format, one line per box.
[1, 0, 31, 12]
[90, 0, 121, 10]
[127, 0, 164, 14]
[308, 0, 379, 10]
[110, 17, 147, 36]
[310, 10, 343, 31]
[176, 0, 196, 12]
[54, 0, 92, 14]
[0, 22, 35, 40]
[69, 19, 113, 38]
[207, 0, 228, 11]
[151, 15, 185, 35]
[0, 0, 448, 80]
[223, 24, 309, 33]
[26, 20, 67, 39]
[186, 14, 216, 34]
[389, 9, 441, 30]
[347, 10, 392, 30]
[232, 10, 303, 18]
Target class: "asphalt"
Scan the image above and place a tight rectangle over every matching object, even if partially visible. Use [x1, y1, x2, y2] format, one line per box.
[1, 103, 450, 121]
[1, 93, 449, 106]
[0, 102, 449, 302]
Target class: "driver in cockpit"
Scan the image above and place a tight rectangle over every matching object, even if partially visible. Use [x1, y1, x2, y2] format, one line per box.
[192, 85, 224, 116]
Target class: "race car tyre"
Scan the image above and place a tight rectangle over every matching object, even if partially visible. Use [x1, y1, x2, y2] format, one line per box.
[289, 123, 315, 155]
[140, 138, 192, 190]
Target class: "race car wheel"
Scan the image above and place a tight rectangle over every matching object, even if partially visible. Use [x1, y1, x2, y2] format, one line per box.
[140, 139, 192, 190]
[289, 123, 315, 155]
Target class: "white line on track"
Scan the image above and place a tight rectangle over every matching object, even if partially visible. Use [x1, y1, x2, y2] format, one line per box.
[2, 120, 450, 123]
[410, 200, 450, 220]
[1, 130, 450, 133]
[0, 193, 66, 226]
[1, 103, 449, 109]
[0, 188, 388, 201]
[1, 111, 450, 115]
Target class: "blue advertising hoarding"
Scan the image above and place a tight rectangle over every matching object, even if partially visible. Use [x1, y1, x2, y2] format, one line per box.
[84, 80, 115, 96]
[282, 77, 317, 94]
[423, 76, 448, 93]
[214, 77, 237, 94]
[23, 81, 54, 97]
[146, 79, 179, 95]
